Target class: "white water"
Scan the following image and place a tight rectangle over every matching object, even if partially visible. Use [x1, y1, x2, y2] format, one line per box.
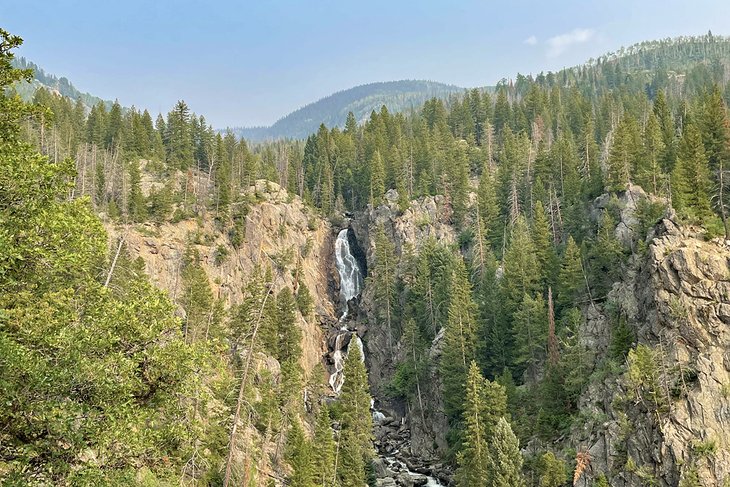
[331, 228, 443, 486]
[329, 228, 366, 393]
[382, 455, 444, 486]
[334, 228, 363, 321]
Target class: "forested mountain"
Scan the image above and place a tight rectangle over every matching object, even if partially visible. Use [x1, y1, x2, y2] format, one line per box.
[10, 56, 112, 109]
[3, 26, 730, 487]
[229, 80, 467, 141]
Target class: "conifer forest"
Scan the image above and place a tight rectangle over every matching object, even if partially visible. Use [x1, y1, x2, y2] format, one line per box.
[2, 10, 730, 487]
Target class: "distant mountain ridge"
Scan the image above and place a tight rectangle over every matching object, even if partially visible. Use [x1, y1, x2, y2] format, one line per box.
[228, 80, 468, 141]
[11, 57, 113, 109]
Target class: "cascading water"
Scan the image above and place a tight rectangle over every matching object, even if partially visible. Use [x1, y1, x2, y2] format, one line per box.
[329, 228, 365, 393]
[334, 228, 363, 322]
[330, 227, 444, 486]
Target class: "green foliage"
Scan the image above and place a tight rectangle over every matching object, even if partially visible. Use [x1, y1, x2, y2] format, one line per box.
[608, 308, 634, 360]
[311, 406, 337, 487]
[455, 362, 492, 486]
[368, 226, 397, 346]
[285, 418, 315, 487]
[440, 259, 479, 423]
[490, 418, 526, 487]
[557, 236, 584, 313]
[336, 343, 373, 487]
[513, 293, 548, 378]
[538, 451, 568, 487]
[672, 123, 713, 221]
[627, 344, 668, 416]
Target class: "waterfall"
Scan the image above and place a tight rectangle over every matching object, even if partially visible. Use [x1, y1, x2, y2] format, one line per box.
[330, 227, 444, 485]
[329, 228, 365, 394]
[334, 228, 363, 322]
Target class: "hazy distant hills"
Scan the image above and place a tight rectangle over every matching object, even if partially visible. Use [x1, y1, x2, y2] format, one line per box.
[228, 80, 468, 141]
[12, 33, 730, 141]
[11, 57, 112, 109]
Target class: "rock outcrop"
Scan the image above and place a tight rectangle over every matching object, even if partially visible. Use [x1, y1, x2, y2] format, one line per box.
[352, 189, 456, 473]
[572, 220, 730, 486]
[106, 180, 335, 373]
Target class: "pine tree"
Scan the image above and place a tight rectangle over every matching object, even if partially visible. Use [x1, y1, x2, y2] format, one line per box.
[557, 236, 584, 313]
[455, 362, 491, 487]
[285, 418, 315, 487]
[640, 113, 667, 194]
[337, 342, 373, 487]
[501, 215, 540, 315]
[606, 116, 641, 192]
[477, 163, 502, 251]
[106, 100, 123, 149]
[701, 85, 730, 173]
[489, 418, 526, 487]
[513, 293, 548, 379]
[276, 288, 303, 402]
[532, 200, 557, 289]
[672, 123, 713, 221]
[653, 90, 677, 173]
[127, 160, 146, 222]
[167, 100, 193, 169]
[370, 150, 385, 206]
[537, 451, 568, 487]
[394, 318, 428, 413]
[369, 226, 397, 347]
[312, 406, 337, 487]
[440, 258, 479, 421]
[180, 245, 215, 343]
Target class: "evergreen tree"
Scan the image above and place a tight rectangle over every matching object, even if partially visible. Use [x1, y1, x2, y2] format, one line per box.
[312, 406, 337, 487]
[513, 293, 548, 379]
[369, 226, 397, 347]
[337, 342, 373, 487]
[557, 236, 584, 313]
[285, 418, 315, 487]
[477, 163, 501, 250]
[440, 259, 479, 421]
[640, 112, 667, 194]
[370, 150, 386, 206]
[180, 245, 215, 343]
[489, 418, 526, 487]
[455, 362, 491, 487]
[672, 123, 713, 221]
[105, 100, 123, 149]
[501, 215, 540, 315]
[532, 200, 557, 289]
[653, 90, 677, 173]
[606, 116, 641, 192]
[167, 100, 193, 169]
[537, 451, 568, 487]
[127, 159, 146, 222]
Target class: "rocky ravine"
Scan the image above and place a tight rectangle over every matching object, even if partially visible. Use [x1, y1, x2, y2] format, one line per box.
[351, 189, 457, 484]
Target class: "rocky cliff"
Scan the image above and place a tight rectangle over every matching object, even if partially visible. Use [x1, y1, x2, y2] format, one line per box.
[351, 189, 457, 477]
[105, 178, 337, 484]
[571, 219, 730, 486]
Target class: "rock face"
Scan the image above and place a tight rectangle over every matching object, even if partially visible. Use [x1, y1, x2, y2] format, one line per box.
[106, 180, 335, 374]
[352, 190, 456, 471]
[572, 219, 730, 486]
[105, 179, 336, 485]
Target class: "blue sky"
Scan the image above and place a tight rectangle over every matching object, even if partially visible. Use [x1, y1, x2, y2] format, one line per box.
[4, 0, 730, 127]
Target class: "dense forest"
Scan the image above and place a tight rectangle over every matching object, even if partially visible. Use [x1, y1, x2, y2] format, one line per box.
[3, 25, 730, 486]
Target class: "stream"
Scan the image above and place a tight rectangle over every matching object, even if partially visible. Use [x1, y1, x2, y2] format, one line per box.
[332, 227, 444, 487]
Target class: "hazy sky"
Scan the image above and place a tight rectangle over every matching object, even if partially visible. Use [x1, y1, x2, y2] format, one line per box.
[4, 0, 730, 128]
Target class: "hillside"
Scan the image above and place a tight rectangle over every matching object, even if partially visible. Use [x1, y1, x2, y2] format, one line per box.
[229, 80, 468, 141]
[6, 27, 730, 487]
[11, 56, 112, 109]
